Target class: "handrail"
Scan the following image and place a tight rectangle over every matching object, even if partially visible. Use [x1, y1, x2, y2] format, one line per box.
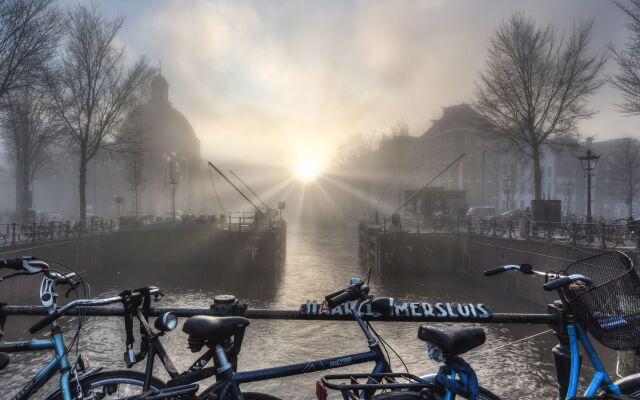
[0, 305, 557, 325]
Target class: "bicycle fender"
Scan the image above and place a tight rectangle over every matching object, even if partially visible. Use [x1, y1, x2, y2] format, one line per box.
[43, 367, 103, 400]
[613, 372, 640, 389]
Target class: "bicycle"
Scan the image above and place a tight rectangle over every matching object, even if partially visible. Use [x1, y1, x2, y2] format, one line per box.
[315, 277, 501, 400]
[0, 256, 199, 400]
[47, 272, 498, 400]
[483, 251, 640, 399]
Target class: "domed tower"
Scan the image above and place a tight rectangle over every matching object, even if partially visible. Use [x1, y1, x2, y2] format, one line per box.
[129, 72, 202, 217]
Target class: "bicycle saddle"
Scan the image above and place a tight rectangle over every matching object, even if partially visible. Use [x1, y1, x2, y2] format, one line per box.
[183, 316, 250, 344]
[417, 326, 485, 356]
[0, 352, 8, 372]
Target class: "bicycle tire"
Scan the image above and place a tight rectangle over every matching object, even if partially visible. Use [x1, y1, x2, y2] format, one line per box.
[46, 370, 166, 400]
[371, 385, 502, 400]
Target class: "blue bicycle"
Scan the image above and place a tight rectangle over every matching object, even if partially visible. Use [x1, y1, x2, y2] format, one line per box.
[484, 251, 640, 399]
[0, 256, 199, 400]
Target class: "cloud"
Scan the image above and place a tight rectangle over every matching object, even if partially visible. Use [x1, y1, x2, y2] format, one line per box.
[125, 0, 637, 168]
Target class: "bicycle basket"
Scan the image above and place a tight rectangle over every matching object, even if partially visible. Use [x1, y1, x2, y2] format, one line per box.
[561, 251, 640, 350]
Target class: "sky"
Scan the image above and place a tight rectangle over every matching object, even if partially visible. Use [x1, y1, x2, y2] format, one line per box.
[62, 0, 638, 172]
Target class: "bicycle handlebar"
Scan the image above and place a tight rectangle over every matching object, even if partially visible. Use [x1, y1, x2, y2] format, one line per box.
[543, 275, 593, 292]
[29, 286, 161, 334]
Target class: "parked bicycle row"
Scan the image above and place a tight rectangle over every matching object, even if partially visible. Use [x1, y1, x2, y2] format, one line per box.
[366, 214, 640, 250]
[0, 220, 116, 246]
[2, 252, 640, 399]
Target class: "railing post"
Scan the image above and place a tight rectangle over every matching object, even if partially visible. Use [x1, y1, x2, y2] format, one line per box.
[492, 219, 497, 238]
[525, 218, 530, 241]
[601, 222, 607, 250]
[571, 222, 577, 246]
[32, 221, 36, 242]
[11, 222, 16, 245]
[508, 220, 513, 239]
[49, 222, 54, 240]
[417, 219, 420, 234]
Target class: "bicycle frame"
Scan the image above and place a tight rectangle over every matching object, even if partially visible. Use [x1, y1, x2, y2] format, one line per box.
[0, 329, 72, 400]
[566, 321, 621, 399]
[132, 300, 390, 399]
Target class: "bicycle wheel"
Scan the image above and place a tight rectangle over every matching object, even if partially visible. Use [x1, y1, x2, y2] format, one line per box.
[46, 370, 166, 400]
[371, 386, 502, 400]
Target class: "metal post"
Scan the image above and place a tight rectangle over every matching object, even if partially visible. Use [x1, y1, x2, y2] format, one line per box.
[571, 222, 577, 246]
[601, 222, 607, 250]
[11, 222, 15, 245]
[32, 221, 36, 242]
[578, 150, 600, 225]
[481, 150, 486, 206]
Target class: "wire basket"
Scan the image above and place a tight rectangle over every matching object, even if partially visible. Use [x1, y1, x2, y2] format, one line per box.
[561, 251, 640, 350]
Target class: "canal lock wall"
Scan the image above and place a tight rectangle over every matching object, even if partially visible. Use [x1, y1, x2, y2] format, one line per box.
[0, 223, 286, 304]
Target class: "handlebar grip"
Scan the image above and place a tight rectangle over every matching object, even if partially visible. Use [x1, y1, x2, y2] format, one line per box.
[484, 266, 507, 276]
[326, 287, 359, 309]
[29, 311, 59, 334]
[543, 277, 573, 291]
[325, 288, 346, 300]
[0, 258, 24, 270]
[544, 275, 593, 292]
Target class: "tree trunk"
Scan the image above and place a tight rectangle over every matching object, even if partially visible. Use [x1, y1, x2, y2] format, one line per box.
[532, 145, 542, 200]
[79, 151, 87, 222]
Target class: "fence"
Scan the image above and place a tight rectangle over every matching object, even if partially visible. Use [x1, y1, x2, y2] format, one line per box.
[0, 219, 116, 246]
[369, 214, 640, 250]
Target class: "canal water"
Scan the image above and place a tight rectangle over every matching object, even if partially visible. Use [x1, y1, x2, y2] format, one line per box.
[2, 228, 618, 399]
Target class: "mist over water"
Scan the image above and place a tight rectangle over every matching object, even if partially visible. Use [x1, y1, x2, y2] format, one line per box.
[2, 227, 618, 399]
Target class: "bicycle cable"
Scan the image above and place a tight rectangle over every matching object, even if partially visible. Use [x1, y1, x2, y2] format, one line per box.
[39, 258, 90, 372]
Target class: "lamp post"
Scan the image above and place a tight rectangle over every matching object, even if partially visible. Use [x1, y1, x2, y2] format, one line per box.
[578, 150, 600, 224]
[166, 152, 180, 222]
[481, 150, 486, 206]
[564, 179, 574, 216]
[503, 175, 512, 211]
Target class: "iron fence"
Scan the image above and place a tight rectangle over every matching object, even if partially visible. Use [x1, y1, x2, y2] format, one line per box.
[0, 219, 116, 246]
[367, 215, 640, 250]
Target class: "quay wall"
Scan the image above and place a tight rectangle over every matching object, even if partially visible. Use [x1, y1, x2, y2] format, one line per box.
[0, 223, 285, 303]
[363, 228, 639, 307]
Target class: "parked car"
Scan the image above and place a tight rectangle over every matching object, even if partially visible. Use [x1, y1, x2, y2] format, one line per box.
[496, 209, 527, 222]
[466, 206, 496, 219]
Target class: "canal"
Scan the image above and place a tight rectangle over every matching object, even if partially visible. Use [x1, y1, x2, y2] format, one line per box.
[3, 227, 617, 399]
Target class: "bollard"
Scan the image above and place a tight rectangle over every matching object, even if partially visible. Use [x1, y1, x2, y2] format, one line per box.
[11, 222, 16, 245]
[492, 219, 497, 238]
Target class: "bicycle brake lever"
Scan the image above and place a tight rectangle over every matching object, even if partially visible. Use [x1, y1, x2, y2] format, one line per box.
[65, 282, 81, 298]
[0, 271, 33, 282]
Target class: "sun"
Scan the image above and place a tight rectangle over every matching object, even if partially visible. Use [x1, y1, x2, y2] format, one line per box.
[295, 158, 322, 183]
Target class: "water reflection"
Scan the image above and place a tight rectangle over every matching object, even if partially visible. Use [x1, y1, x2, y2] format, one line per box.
[2, 227, 618, 399]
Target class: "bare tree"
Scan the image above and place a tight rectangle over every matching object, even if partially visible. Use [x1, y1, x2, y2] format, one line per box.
[47, 5, 152, 221]
[0, 84, 60, 221]
[607, 137, 640, 218]
[117, 113, 148, 218]
[474, 13, 606, 199]
[610, 0, 640, 114]
[0, 0, 61, 99]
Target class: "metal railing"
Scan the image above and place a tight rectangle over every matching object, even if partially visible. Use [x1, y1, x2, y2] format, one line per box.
[0, 219, 116, 247]
[364, 215, 640, 250]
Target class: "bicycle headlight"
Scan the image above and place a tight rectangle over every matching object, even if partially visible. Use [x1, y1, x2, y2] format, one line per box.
[154, 312, 178, 332]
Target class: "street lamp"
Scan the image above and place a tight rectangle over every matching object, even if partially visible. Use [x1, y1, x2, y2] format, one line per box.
[166, 152, 180, 222]
[564, 179, 574, 216]
[578, 150, 599, 224]
[503, 175, 512, 211]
